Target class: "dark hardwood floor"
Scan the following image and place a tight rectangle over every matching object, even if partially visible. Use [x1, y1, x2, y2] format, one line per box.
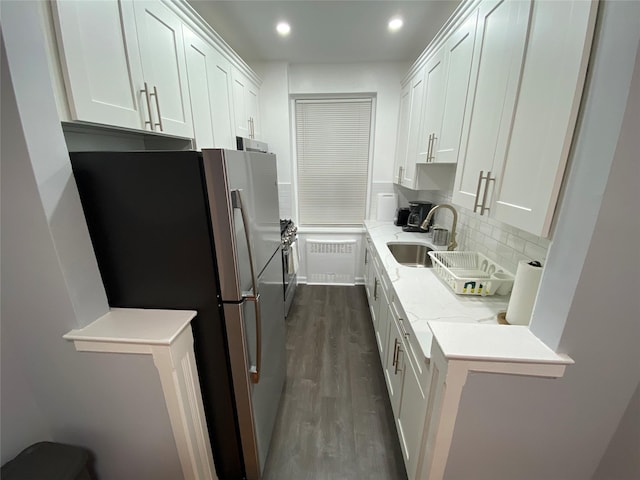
[263, 285, 408, 480]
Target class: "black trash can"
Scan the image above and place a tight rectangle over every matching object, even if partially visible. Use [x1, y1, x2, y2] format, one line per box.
[1, 442, 92, 480]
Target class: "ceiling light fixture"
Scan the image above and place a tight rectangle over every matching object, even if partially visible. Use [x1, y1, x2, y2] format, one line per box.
[388, 16, 404, 32]
[276, 21, 291, 36]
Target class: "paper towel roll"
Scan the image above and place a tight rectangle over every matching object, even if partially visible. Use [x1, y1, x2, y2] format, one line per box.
[376, 193, 398, 221]
[506, 261, 543, 326]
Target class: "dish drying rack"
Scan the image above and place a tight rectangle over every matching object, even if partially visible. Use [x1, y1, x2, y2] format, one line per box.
[428, 251, 513, 296]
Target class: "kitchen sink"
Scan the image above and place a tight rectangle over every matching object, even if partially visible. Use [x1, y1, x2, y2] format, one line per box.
[387, 243, 433, 268]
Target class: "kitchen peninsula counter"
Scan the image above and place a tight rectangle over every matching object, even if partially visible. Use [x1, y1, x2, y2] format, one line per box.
[364, 220, 568, 366]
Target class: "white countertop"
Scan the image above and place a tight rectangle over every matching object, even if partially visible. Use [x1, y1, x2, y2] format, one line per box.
[364, 220, 569, 366]
[64, 308, 197, 346]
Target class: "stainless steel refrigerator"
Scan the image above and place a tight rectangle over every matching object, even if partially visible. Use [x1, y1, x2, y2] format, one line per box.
[70, 149, 286, 480]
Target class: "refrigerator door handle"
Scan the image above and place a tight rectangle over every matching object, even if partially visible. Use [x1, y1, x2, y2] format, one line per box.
[243, 292, 261, 384]
[231, 189, 262, 384]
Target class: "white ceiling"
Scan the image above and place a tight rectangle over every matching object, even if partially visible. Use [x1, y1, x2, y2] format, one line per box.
[187, 1, 462, 64]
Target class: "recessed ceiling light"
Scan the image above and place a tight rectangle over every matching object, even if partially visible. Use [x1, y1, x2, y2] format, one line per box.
[276, 21, 291, 36]
[388, 16, 404, 32]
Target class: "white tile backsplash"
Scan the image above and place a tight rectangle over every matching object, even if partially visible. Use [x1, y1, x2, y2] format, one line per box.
[425, 191, 551, 274]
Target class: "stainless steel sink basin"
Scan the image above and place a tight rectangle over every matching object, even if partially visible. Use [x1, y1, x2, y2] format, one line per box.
[387, 243, 433, 268]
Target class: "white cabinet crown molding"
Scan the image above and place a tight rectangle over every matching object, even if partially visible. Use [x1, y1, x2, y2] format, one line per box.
[402, 0, 482, 85]
[165, 0, 262, 87]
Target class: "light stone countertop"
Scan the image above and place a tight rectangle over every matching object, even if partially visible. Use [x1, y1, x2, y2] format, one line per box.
[364, 220, 570, 366]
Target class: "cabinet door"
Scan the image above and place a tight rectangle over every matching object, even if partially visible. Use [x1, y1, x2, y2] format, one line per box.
[492, 0, 597, 237]
[435, 10, 478, 164]
[403, 69, 426, 186]
[52, 0, 146, 129]
[452, 0, 532, 210]
[182, 26, 235, 149]
[393, 83, 412, 186]
[232, 69, 250, 138]
[384, 310, 405, 417]
[375, 287, 391, 365]
[134, 1, 193, 138]
[363, 242, 372, 299]
[247, 81, 261, 140]
[397, 360, 429, 479]
[416, 49, 446, 164]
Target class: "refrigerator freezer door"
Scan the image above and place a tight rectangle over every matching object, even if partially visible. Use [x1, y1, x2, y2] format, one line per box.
[202, 149, 280, 301]
[222, 249, 286, 480]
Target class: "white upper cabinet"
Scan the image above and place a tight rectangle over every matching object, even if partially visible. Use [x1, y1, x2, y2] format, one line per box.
[434, 11, 478, 164]
[452, 0, 532, 212]
[416, 48, 446, 164]
[452, 0, 597, 237]
[491, 0, 597, 236]
[232, 68, 261, 140]
[182, 25, 235, 149]
[54, 0, 193, 137]
[52, 0, 145, 129]
[394, 7, 478, 189]
[133, 1, 193, 138]
[393, 83, 412, 185]
[52, 0, 263, 145]
[403, 68, 426, 185]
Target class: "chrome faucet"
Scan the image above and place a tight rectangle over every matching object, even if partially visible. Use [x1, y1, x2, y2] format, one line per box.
[421, 204, 458, 251]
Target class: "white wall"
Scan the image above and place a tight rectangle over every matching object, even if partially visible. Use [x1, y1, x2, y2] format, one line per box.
[1, 0, 108, 326]
[441, 2, 640, 478]
[257, 62, 406, 283]
[0, 3, 183, 476]
[252, 62, 294, 218]
[592, 380, 640, 480]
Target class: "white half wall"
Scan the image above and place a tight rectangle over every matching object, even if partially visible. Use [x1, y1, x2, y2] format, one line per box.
[441, 2, 640, 478]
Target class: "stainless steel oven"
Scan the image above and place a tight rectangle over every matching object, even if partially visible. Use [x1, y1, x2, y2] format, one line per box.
[280, 219, 298, 316]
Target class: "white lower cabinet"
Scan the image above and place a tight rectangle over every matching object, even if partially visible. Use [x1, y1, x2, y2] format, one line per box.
[384, 305, 405, 417]
[397, 355, 428, 479]
[372, 275, 430, 480]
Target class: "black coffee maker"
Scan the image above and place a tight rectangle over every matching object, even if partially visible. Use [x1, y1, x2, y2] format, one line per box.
[402, 201, 433, 232]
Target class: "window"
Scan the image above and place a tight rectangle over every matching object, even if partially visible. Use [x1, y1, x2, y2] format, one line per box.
[295, 98, 373, 227]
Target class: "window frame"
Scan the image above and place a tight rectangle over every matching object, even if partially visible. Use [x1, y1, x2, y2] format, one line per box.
[290, 94, 376, 230]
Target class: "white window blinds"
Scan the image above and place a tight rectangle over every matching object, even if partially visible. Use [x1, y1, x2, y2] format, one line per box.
[295, 98, 372, 227]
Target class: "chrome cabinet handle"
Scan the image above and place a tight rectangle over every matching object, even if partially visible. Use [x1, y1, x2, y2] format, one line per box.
[480, 171, 495, 215]
[364, 249, 368, 265]
[251, 117, 255, 138]
[398, 165, 404, 184]
[473, 170, 485, 213]
[392, 339, 399, 367]
[426, 133, 434, 162]
[248, 119, 252, 138]
[231, 189, 262, 384]
[394, 345, 403, 375]
[150, 85, 163, 131]
[473, 171, 496, 215]
[428, 134, 437, 162]
[141, 82, 154, 130]
[373, 278, 378, 300]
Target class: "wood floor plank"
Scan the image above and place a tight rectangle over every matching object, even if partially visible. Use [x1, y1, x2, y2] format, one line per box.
[263, 285, 408, 480]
